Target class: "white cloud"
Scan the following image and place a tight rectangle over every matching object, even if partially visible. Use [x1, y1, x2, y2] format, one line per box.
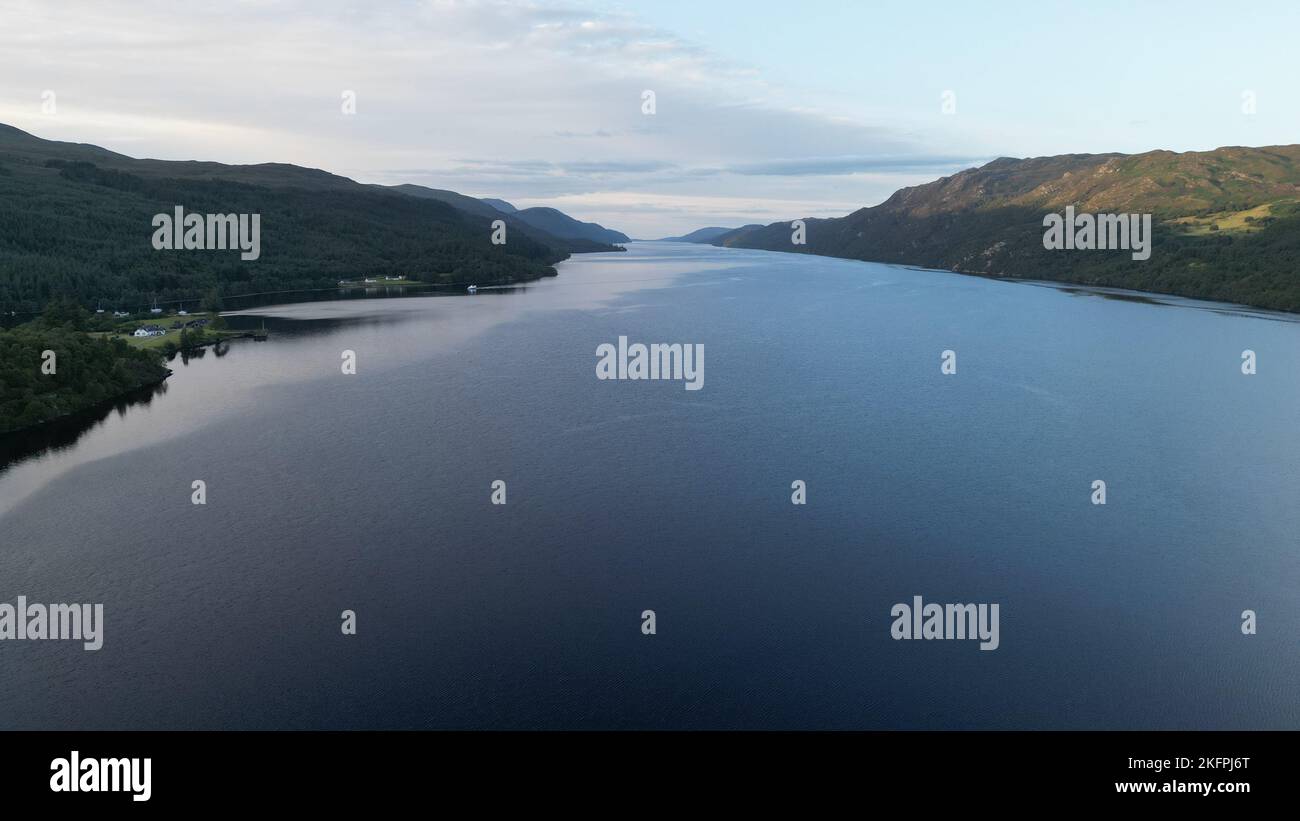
[0, 0, 976, 235]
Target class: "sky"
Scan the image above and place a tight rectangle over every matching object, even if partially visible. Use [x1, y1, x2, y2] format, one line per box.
[1, 0, 1297, 237]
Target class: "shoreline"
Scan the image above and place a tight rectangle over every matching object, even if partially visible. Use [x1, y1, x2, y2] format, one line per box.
[0, 370, 171, 452]
[0, 331, 265, 443]
[707, 241, 1300, 321]
[0, 263, 564, 328]
[7, 239, 1285, 446]
[0, 266, 555, 440]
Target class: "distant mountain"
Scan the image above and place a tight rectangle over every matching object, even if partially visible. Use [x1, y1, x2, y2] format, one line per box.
[661, 226, 760, 243]
[511, 207, 630, 244]
[389, 188, 627, 249]
[0, 123, 596, 313]
[716, 145, 1300, 313]
[384, 184, 503, 218]
[383, 185, 622, 254]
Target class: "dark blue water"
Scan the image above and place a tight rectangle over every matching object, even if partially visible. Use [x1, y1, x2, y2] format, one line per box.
[3, 242, 1298, 729]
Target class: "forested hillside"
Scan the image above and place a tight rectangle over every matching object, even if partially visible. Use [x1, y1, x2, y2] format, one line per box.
[0, 301, 168, 433]
[716, 146, 1300, 312]
[0, 124, 576, 314]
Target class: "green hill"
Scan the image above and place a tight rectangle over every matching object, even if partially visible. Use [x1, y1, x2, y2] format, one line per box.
[716, 145, 1300, 312]
[0, 303, 169, 434]
[0, 123, 584, 314]
[385, 184, 623, 254]
[510, 207, 630, 244]
[660, 226, 760, 243]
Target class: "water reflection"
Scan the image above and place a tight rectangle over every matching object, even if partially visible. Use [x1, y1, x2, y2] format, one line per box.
[4, 243, 1300, 730]
[0, 300, 438, 474]
[0, 380, 169, 472]
[0, 245, 709, 512]
[1024, 280, 1300, 323]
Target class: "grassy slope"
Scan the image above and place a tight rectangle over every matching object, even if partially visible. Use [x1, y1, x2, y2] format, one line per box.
[718, 145, 1300, 312]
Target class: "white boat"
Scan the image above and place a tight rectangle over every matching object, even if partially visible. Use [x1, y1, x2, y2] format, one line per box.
[466, 285, 478, 293]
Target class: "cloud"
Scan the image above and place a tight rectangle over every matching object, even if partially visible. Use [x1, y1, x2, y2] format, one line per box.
[722, 155, 988, 176]
[551, 129, 618, 138]
[0, 0, 978, 236]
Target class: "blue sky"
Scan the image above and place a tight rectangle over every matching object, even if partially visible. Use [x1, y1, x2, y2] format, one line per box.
[624, 0, 1300, 154]
[1, 0, 1296, 236]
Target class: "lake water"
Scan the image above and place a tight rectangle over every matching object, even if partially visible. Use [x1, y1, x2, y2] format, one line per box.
[2, 241, 1298, 729]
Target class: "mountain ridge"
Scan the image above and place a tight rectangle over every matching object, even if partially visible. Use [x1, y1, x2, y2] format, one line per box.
[384, 184, 624, 254]
[508, 206, 630, 245]
[658, 226, 759, 243]
[712, 144, 1300, 312]
[0, 123, 619, 313]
